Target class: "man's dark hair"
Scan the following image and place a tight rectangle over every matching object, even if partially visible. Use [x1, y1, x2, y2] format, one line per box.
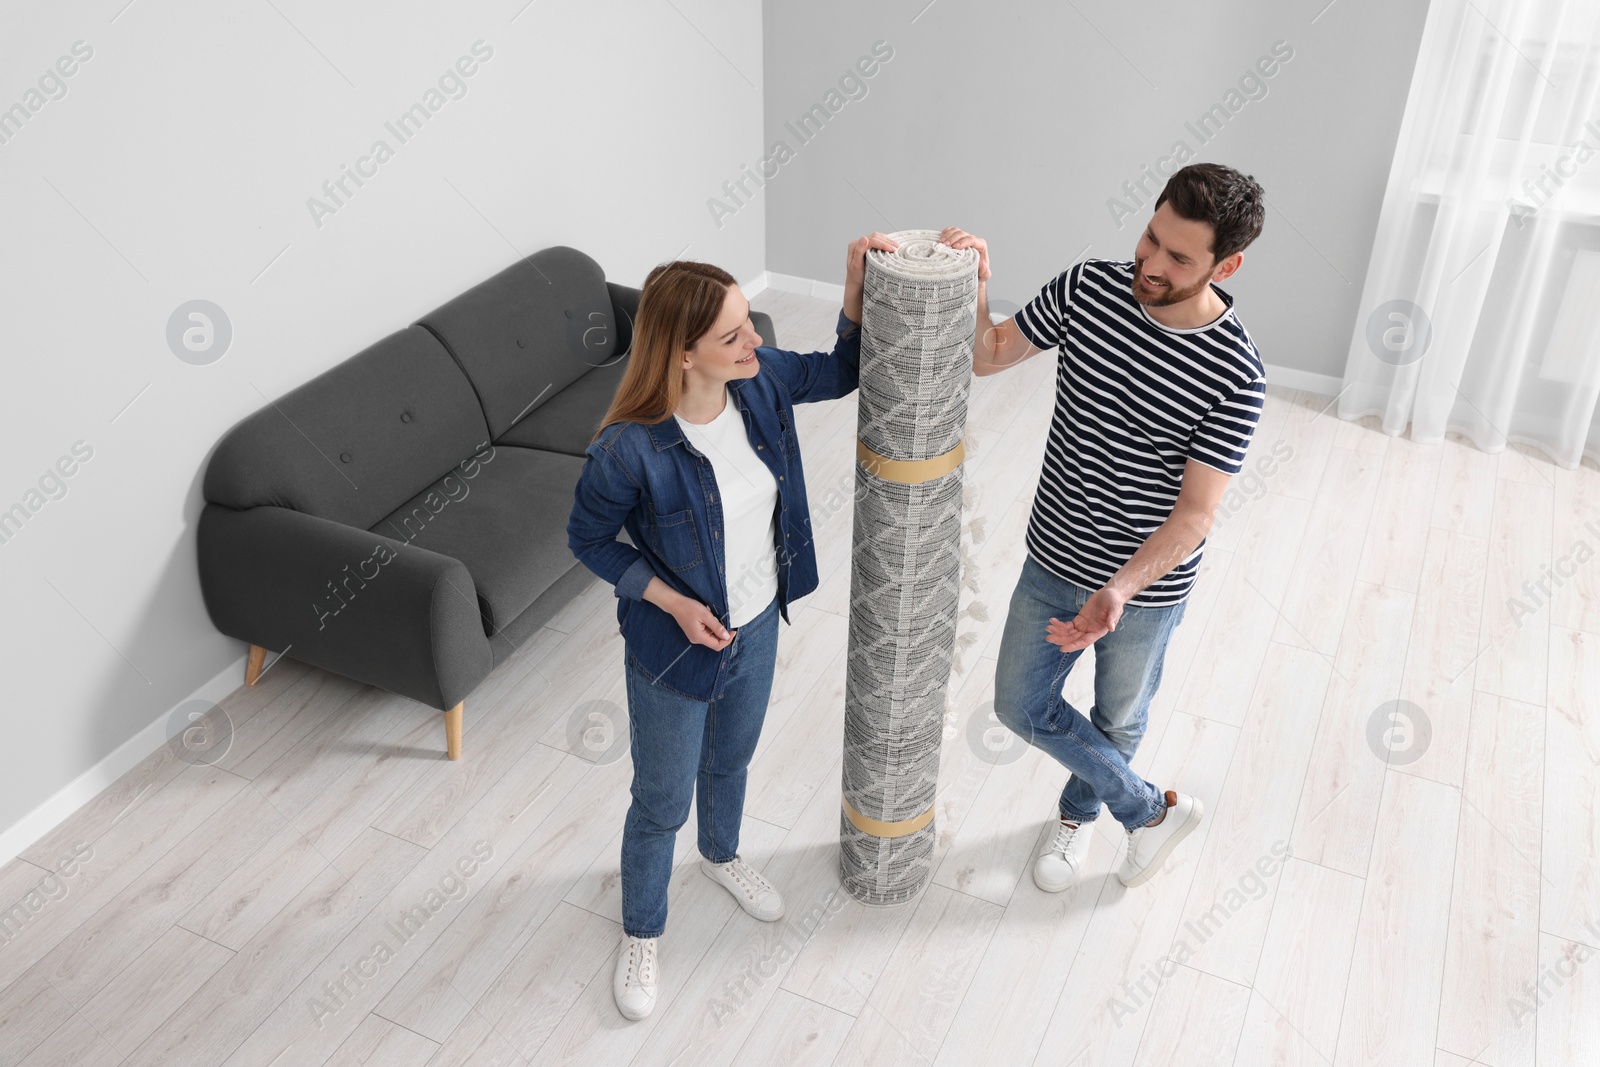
[1153, 163, 1265, 265]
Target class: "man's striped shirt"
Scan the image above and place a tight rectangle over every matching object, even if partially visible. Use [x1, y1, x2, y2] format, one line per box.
[1012, 258, 1265, 607]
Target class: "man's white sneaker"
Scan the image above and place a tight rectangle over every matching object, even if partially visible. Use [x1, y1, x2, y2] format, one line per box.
[613, 935, 658, 1021]
[700, 854, 784, 921]
[1034, 815, 1094, 892]
[1118, 790, 1203, 888]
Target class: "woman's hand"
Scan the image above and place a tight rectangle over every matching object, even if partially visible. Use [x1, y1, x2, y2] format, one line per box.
[670, 596, 736, 651]
[843, 232, 899, 325]
[643, 576, 735, 651]
[938, 227, 991, 281]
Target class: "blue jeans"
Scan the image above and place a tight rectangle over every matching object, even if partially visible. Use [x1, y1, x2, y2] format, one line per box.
[993, 554, 1188, 829]
[620, 594, 780, 938]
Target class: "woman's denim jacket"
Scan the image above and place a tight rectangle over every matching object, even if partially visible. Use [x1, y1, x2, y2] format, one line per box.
[567, 310, 861, 701]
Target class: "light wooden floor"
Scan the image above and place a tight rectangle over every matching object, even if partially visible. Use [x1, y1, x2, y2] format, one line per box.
[3, 288, 1597, 1067]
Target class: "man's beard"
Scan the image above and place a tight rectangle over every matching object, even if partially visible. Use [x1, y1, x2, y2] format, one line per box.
[1132, 258, 1211, 307]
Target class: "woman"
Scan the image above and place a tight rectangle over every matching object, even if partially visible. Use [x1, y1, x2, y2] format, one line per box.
[566, 232, 896, 1020]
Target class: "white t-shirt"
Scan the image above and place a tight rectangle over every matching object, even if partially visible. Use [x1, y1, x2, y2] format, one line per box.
[674, 385, 779, 628]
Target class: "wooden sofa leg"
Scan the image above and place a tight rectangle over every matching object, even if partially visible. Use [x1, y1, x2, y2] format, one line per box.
[245, 644, 267, 686]
[444, 702, 463, 760]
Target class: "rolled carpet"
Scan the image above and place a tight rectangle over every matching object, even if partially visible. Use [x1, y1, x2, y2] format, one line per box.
[840, 230, 980, 906]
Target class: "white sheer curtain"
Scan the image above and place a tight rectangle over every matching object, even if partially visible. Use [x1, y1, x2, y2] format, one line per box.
[1339, 0, 1600, 469]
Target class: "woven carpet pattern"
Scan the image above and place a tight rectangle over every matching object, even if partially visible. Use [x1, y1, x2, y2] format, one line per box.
[840, 230, 980, 906]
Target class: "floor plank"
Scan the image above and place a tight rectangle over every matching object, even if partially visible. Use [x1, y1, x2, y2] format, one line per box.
[1288, 581, 1416, 877]
[1435, 691, 1543, 1067]
[79, 925, 233, 1055]
[1173, 640, 1326, 987]
[1533, 932, 1600, 1067]
[829, 884, 1003, 1065]
[1244, 856, 1366, 1062]
[1129, 963, 1250, 1067]
[1332, 770, 1460, 1067]
[728, 989, 853, 1067]
[120, 826, 426, 1067]
[1543, 627, 1600, 950]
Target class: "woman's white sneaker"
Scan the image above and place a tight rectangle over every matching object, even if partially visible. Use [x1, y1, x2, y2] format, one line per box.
[1034, 815, 1094, 892]
[700, 854, 785, 921]
[1118, 790, 1203, 887]
[613, 935, 658, 1021]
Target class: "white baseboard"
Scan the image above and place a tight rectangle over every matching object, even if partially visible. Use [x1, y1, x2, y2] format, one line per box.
[0, 651, 249, 866]
[765, 272, 846, 304]
[766, 272, 1342, 396]
[740, 270, 769, 301]
[1259, 364, 1342, 395]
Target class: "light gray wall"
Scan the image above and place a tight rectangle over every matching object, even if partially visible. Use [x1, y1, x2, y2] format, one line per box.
[0, 0, 763, 845]
[760, 0, 1433, 380]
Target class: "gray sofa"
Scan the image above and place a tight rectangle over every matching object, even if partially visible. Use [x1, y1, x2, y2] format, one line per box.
[197, 246, 777, 759]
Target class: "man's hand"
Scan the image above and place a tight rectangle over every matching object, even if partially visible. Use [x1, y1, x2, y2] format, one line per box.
[939, 227, 991, 279]
[1045, 586, 1128, 652]
[938, 227, 1038, 376]
[844, 232, 899, 325]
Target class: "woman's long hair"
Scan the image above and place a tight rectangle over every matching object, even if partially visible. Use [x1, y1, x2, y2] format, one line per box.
[591, 260, 737, 442]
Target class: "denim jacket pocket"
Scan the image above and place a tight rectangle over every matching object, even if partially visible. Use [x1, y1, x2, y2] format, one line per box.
[647, 504, 703, 570]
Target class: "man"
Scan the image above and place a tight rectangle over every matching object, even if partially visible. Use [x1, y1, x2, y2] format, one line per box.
[943, 162, 1266, 891]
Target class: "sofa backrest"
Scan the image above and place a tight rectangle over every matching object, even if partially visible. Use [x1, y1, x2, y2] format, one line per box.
[415, 246, 621, 440]
[204, 324, 492, 530]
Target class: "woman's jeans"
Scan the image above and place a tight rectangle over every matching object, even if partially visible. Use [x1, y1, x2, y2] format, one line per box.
[620, 594, 780, 939]
[993, 554, 1188, 830]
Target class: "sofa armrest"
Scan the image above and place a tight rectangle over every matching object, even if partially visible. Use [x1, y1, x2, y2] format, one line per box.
[606, 280, 778, 351]
[197, 503, 492, 710]
[606, 281, 639, 358]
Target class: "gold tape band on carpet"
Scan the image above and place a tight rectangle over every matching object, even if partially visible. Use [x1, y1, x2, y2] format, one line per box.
[841, 796, 936, 839]
[856, 438, 964, 485]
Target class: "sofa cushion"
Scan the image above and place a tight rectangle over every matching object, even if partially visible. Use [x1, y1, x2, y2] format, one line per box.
[368, 443, 587, 635]
[495, 351, 631, 458]
[204, 325, 492, 530]
[416, 247, 621, 440]
[493, 306, 779, 458]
